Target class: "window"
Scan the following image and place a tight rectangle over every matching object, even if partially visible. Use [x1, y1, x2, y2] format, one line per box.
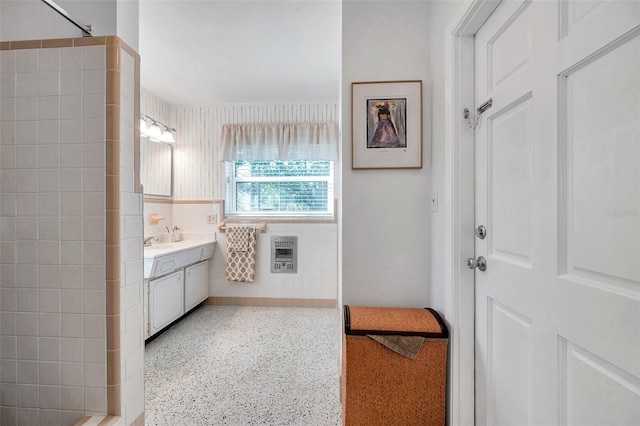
[225, 160, 334, 217]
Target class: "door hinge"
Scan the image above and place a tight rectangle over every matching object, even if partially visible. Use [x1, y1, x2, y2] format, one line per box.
[464, 98, 492, 129]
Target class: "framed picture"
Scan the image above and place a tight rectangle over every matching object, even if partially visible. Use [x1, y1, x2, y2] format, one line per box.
[351, 80, 423, 169]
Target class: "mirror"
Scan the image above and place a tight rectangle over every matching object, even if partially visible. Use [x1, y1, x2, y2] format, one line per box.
[141, 136, 173, 197]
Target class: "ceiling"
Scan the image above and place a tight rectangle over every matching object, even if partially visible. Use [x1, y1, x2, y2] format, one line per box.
[138, 0, 341, 106]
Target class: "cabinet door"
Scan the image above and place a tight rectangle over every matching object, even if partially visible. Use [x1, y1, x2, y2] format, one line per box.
[185, 260, 208, 311]
[149, 270, 184, 336]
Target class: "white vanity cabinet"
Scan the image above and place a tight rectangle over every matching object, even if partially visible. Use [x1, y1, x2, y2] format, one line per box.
[143, 240, 215, 340]
[148, 270, 184, 337]
[185, 260, 209, 312]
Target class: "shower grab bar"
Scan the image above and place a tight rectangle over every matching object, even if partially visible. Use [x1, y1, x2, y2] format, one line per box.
[41, 0, 93, 37]
[218, 222, 267, 233]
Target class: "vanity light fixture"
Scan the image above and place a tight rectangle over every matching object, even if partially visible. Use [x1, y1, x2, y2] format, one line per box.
[140, 114, 176, 144]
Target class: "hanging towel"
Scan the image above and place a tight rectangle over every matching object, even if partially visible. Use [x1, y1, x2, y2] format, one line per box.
[367, 335, 426, 360]
[225, 226, 257, 282]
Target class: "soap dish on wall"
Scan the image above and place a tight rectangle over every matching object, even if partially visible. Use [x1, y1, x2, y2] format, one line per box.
[149, 213, 165, 225]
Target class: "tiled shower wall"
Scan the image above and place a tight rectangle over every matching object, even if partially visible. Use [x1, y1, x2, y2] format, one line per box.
[0, 44, 108, 425]
[0, 38, 144, 426]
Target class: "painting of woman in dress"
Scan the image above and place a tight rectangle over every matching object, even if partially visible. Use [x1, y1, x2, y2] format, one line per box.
[367, 98, 407, 148]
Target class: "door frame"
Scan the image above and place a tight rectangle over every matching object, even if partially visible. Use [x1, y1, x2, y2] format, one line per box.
[443, 1, 501, 424]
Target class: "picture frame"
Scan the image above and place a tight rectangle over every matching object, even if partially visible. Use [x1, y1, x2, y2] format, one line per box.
[351, 80, 423, 169]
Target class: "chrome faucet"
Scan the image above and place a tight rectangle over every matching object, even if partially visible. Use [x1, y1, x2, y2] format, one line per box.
[143, 236, 159, 247]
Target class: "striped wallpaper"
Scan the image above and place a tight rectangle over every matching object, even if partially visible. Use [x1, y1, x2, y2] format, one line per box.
[141, 87, 339, 200]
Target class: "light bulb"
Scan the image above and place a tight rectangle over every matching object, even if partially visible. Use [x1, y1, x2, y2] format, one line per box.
[148, 122, 162, 142]
[140, 117, 149, 136]
[160, 129, 175, 143]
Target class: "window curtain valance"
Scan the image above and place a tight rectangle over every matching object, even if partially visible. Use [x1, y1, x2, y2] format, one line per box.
[220, 122, 338, 161]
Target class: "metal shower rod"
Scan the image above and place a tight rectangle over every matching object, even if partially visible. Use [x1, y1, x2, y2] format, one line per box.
[40, 0, 93, 37]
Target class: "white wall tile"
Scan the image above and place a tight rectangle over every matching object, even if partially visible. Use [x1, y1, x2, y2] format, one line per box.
[84, 363, 106, 387]
[61, 290, 83, 314]
[0, 169, 16, 192]
[17, 265, 37, 288]
[38, 169, 60, 192]
[38, 241, 60, 265]
[60, 241, 82, 265]
[61, 386, 84, 411]
[0, 193, 17, 216]
[60, 144, 83, 168]
[82, 168, 104, 192]
[81, 193, 104, 218]
[17, 74, 39, 98]
[38, 96, 60, 120]
[39, 265, 61, 289]
[1, 359, 17, 382]
[0, 145, 15, 168]
[60, 119, 82, 144]
[0, 97, 16, 122]
[0, 121, 17, 144]
[60, 338, 82, 363]
[61, 71, 83, 96]
[60, 48, 82, 71]
[60, 169, 83, 192]
[82, 144, 104, 168]
[16, 50, 38, 74]
[83, 70, 105, 95]
[39, 313, 60, 337]
[84, 386, 106, 413]
[83, 95, 105, 119]
[39, 337, 61, 362]
[38, 193, 60, 217]
[16, 121, 37, 145]
[38, 49, 60, 73]
[83, 46, 105, 71]
[60, 95, 82, 120]
[83, 290, 105, 315]
[38, 120, 60, 145]
[1, 50, 17, 74]
[60, 193, 83, 217]
[16, 241, 38, 264]
[17, 97, 38, 121]
[0, 288, 17, 310]
[39, 289, 61, 313]
[38, 72, 60, 96]
[83, 338, 105, 364]
[39, 385, 61, 409]
[61, 314, 82, 338]
[38, 145, 60, 168]
[61, 363, 83, 387]
[82, 118, 104, 143]
[39, 362, 61, 386]
[82, 315, 105, 339]
[0, 74, 16, 98]
[15, 169, 38, 193]
[17, 360, 38, 384]
[0, 335, 17, 359]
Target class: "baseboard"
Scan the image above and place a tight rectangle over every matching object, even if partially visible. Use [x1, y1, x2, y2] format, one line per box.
[205, 296, 337, 308]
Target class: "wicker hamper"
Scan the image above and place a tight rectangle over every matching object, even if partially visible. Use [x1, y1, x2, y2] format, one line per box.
[342, 305, 449, 426]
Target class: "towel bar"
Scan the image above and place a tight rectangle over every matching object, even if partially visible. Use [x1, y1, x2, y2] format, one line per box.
[218, 221, 267, 233]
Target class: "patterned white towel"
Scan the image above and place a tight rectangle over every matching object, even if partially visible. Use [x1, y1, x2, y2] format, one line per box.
[225, 226, 257, 282]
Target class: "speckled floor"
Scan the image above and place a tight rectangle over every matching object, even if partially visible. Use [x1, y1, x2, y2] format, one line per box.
[144, 306, 342, 425]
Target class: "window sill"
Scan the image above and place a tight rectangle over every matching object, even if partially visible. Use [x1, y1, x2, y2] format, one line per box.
[221, 215, 336, 225]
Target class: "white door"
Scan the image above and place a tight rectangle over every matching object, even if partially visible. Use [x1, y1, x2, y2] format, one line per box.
[473, 1, 640, 425]
[149, 270, 184, 336]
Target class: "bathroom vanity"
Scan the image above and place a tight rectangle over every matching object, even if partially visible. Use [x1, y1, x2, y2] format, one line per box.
[143, 240, 216, 340]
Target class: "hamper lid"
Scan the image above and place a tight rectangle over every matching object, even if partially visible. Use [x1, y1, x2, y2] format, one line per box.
[344, 305, 448, 338]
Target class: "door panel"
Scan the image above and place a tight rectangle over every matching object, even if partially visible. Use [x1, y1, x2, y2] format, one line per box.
[489, 96, 533, 266]
[474, 1, 640, 424]
[563, 34, 640, 286]
[488, 299, 533, 426]
[560, 338, 640, 425]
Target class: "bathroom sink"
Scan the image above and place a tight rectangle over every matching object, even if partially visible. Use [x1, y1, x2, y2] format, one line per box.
[144, 240, 216, 279]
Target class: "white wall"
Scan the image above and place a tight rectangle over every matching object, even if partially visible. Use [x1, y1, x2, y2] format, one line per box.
[341, 0, 431, 307]
[0, 0, 138, 51]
